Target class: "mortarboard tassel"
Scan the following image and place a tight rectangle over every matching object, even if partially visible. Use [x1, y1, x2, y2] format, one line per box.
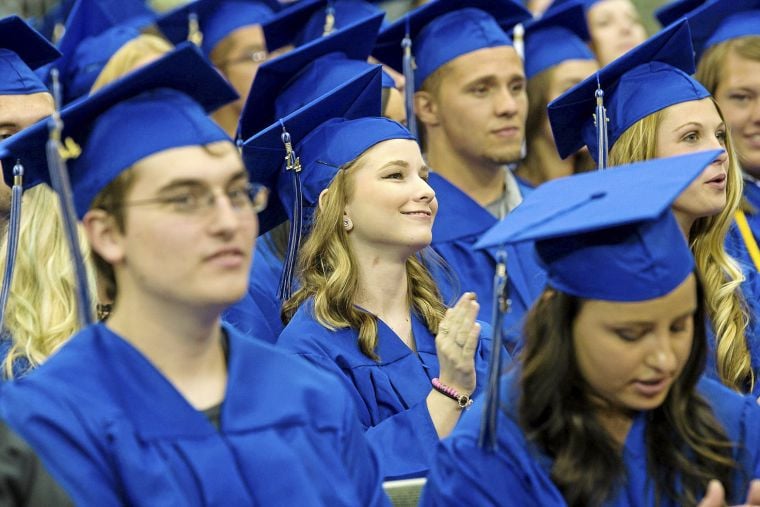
[478, 248, 510, 451]
[512, 23, 525, 61]
[322, 2, 336, 36]
[277, 120, 303, 301]
[0, 161, 25, 332]
[187, 12, 204, 47]
[401, 16, 418, 139]
[46, 69, 93, 326]
[594, 75, 609, 170]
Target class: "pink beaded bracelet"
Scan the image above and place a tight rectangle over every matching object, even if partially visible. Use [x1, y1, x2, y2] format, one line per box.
[432, 378, 473, 409]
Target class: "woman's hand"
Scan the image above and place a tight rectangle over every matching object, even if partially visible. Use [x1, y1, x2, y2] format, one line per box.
[698, 480, 760, 507]
[435, 292, 480, 396]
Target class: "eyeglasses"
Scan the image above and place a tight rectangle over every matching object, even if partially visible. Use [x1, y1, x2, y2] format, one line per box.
[219, 49, 268, 68]
[116, 182, 269, 217]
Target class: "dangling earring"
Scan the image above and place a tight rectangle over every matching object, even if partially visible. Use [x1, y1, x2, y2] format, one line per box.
[343, 217, 353, 231]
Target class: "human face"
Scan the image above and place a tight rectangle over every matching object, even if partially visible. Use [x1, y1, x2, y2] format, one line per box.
[434, 46, 528, 167]
[587, 0, 647, 66]
[343, 138, 437, 258]
[114, 142, 257, 309]
[655, 98, 729, 221]
[213, 24, 267, 105]
[540, 59, 599, 145]
[573, 274, 697, 414]
[713, 51, 760, 178]
[383, 87, 406, 125]
[0, 92, 54, 219]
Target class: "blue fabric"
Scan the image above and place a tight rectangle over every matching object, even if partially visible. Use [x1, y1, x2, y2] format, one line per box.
[421, 373, 760, 506]
[296, 0, 385, 46]
[0, 323, 389, 506]
[427, 173, 546, 349]
[685, 0, 760, 61]
[0, 16, 61, 95]
[277, 299, 494, 480]
[223, 234, 285, 343]
[0, 336, 32, 380]
[654, 0, 705, 27]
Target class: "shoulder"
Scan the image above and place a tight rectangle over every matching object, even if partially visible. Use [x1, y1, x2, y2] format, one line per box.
[277, 300, 359, 355]
[698, 377, 760, 436]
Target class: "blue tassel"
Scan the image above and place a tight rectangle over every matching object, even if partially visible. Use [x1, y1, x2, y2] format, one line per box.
[401, 16, 417, 139]
[478, 248, 510, 451]
[594, 75, 609, 170]
[46, 69, 93, 326]
[276, 120, 303, 301]
[0, 161, 25, 332]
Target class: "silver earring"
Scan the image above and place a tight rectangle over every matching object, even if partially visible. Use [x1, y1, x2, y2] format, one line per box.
[343, 217, 353, 231]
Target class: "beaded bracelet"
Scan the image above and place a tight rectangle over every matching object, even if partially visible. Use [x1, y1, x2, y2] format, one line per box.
[431, 378, 473, 409]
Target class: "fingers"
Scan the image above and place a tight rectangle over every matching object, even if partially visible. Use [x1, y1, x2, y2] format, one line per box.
[697, 480, 724, 507]
[746, 479, 760, 505]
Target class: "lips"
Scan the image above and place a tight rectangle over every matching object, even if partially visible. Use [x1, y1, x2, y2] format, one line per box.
[632, 377, 671, 397]
[204, 247, 246, 264]
[705, 172, 727, 185]
[401, 210, 432, 217]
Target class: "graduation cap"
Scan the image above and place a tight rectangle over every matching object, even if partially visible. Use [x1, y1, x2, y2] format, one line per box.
[0, 16, 62, 95]
[238, 11, 385, 140]
[544, 0, 601, 13]
[242, 65, 413, 298]
[294, 0, 385, 46]
[373, 0, 531, 137]
[156, 0, 281, 57]
[654, 0, 706, 28]
[475, 148, 719, 450]
[0, 43, 238, 217]
[684, 0, 760, 61]
[547, 20, 710, 164]
[523, 1, 594, 79]
[47, 0, 155, 104]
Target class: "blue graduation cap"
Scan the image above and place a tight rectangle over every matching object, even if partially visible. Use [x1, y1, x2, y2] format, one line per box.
[685, 0, 760, 61]
[294, 0, 385, 46]
[0, 43, 238, 217]
[544, 0, 601, 12]
[0, 16, 62, 95]
[547, 20, 710, 163]
[474, 148, 720, 450]
[654, 0, 705, 28]
[373, 0, 531, 90]
[523, 1, 594, 79]
[242, 65, 412, 298]
[48, 0, 155, 104]
[474, 149, 723, 300]
[238, 11, 385, 140]
[156, 0, 281, 57]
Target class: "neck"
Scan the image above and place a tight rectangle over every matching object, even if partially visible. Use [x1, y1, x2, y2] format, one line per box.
[516, 137, 575, 186]
[106, 289, 227, 409]
[426, 135, 506, 206]
[595, 407, 635, 448]
[350, 243, 410, 322]
[673, 209, 696, 239]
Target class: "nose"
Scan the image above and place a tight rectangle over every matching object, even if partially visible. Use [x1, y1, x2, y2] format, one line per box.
[750, 98, 760, 124]
[415, 175, 436, 203]
[713, 149, 729, 167]
[208, 191, 244, 236]
[645, 333, 679, 374]
[494, 87, 520, 117]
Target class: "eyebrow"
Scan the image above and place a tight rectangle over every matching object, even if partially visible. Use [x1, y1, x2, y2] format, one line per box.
[673, 121, 725, 131]
[379, 160, 431, 172]
[156, 170, 248, 193]
[610, 309, 697, 327]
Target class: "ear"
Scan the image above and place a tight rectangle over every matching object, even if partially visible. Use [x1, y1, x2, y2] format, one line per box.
[414, 90, 440, 127]
[317, 188, 331, 211]
[82, 209, 126, 266]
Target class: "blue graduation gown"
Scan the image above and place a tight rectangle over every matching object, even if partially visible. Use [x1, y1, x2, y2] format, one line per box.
[0, 323, 389, 507]
[277, 299, 495, 480]
[222, 236, 284, 344]
[428, 173, 546, 347]
[421, 374, 760, 506]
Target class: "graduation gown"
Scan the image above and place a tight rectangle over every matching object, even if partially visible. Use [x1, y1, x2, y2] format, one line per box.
[0, 323, 389, 507]
[277, 299, 494, 480]
[428, 173, 546, 347]
[421, 374, 760, 506]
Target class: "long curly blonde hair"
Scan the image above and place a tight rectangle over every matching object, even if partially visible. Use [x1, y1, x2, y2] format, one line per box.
[0, 186, 97, 378]
[282, 155, 447, 360]
[609, 104, 751, 392]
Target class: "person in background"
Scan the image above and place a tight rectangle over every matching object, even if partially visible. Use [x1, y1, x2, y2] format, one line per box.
[0, 46, 388, 507]
[421, 151, 760, 507]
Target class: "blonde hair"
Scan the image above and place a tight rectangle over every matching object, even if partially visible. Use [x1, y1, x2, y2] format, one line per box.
[0, 186, 97, 378]
[609, 104, 751, 392]
[90, 33, 173, 93]
[696, 36, 760, 96]
[282, 156, 447, 360]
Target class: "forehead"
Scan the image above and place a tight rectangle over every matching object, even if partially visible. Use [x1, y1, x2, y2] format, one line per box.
[444, 45, 524, 82]
[721, 50, 760, 88]
[658, 97, 722, 127]
[356, 138, 424, 168]
[0, 92, 53, 127]
[549, 59, 599, 87]
[588, 0, 637, 18]
[128, 141, 245, 190]
[218, 24, 266, 55]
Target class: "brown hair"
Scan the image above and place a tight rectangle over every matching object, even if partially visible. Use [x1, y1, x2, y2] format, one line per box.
[282, 155, 447, 360]
[519, 279, 737, 506]
[696, 36, 760, 96]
